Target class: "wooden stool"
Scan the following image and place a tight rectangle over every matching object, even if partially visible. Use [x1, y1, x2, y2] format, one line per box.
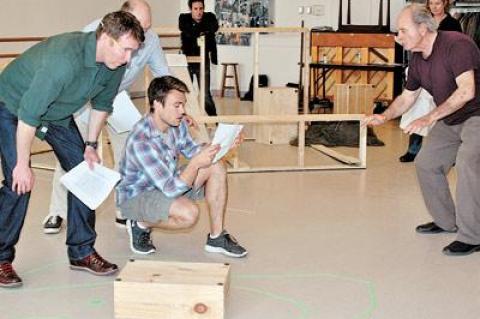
[220, 62, 240, 98]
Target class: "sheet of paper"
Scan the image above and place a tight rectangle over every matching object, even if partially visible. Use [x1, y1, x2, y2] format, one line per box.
[400, 88, 436, 137]
[60, 161, 121, 210]
[107, 90, 142, 133]
[211, 123, 243, 163]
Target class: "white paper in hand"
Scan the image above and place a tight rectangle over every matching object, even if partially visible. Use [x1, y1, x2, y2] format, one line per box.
[60, 162, 121, 210]
[400, 88, 436, 137]
[211, 123, 243, 163]
[107, 91, 142, 133]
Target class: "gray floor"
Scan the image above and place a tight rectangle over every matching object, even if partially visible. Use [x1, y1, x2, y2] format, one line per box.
[1, 100, 480, 319]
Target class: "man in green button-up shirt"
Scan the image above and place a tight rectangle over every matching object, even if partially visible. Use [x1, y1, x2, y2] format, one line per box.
[0, 11, 144, 288]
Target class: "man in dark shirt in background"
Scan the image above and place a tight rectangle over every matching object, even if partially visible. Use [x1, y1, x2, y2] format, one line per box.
[365, 4, 480, 256]
[0, 11, 144, 287]
[179, 0, 219, 116]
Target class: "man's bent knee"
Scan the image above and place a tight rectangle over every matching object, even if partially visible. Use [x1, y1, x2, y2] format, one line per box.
[170, 199, 199, 228]
[181, 204, 199, 227]
[415, 150, 446, 174]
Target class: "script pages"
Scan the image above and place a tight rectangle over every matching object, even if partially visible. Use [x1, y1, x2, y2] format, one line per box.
[60, 162, 121, 210]
[211, 123, 243, 163]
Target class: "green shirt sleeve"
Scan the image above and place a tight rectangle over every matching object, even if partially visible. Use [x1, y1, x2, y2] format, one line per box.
[90, 66, 126, 113]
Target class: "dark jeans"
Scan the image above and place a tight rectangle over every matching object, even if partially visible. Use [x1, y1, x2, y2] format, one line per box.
[407, 133, 423, 155]
[188, 60, 217, 116]
[0, 102, 96, 262]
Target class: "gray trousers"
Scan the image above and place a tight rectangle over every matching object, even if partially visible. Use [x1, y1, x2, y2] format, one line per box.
[415, 116, 480, 244]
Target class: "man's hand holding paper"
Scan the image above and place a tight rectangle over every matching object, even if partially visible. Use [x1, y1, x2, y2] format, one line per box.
[210, 123, 244, 163]
[60, 162, 121, 210]
[193, 144, 221, 168]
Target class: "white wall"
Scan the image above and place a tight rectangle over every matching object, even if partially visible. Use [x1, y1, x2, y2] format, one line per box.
[0, 0, 179, 36]
[1, 0, 404, 92]
[0, 0, 180, 77]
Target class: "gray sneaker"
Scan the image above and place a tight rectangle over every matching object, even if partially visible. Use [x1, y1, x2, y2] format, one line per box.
[204, 230, 248, 258]
[126, 220, 156, 255]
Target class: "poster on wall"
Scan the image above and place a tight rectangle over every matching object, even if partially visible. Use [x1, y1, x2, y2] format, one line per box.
[215, 0, 272, 46]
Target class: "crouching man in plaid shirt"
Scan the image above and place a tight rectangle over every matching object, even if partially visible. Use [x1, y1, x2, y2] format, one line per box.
[116, 76, 247, 258]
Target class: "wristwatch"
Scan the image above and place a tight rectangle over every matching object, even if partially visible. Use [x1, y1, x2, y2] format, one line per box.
[85, 141, 98, 150]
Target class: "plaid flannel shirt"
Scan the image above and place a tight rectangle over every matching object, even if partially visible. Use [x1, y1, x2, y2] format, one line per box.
[116, 115, 201, 205]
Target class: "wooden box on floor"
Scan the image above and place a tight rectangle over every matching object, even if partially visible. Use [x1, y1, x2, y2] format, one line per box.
[114, 260, 231, 319]
[254, 87, 298, 144]
[334, 84, 374, 114]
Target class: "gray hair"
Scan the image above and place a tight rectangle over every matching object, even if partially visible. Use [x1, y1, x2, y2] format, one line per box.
[406, 4, 438, 32]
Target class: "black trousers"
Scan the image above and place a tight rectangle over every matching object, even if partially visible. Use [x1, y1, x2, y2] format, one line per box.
[188, 60, 217, 116]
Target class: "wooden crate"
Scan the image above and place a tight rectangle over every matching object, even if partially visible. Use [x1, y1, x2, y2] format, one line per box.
[114, 260, 231, 319]
[334, 84, 374, 115]
[254, 87, 298, 144]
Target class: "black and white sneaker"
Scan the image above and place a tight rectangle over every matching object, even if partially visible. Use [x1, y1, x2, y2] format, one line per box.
[43, 216, 63, 234]
[204, 230, 248, 258]
[126, 220, 156, 255]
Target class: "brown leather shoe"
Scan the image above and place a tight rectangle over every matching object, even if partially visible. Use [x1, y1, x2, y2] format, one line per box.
[0, 262, 22, 288]
[69, 252, 118, 276]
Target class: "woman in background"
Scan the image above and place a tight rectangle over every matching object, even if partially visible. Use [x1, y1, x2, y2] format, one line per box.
[429, 0, 462, 31]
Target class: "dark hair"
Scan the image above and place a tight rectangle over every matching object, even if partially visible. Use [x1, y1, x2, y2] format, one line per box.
[426, 0, 450, 13]
[188, 0, 204, 9]
[96, 11, 145, 43]
[148, 76, 190, 112]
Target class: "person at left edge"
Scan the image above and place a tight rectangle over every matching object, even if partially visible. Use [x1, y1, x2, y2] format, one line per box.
[0, 11, 144, 288]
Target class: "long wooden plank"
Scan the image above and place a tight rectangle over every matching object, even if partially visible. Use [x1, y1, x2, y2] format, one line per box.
[311, 32, 396, 48]
[228, 165, 365, 173]
[310, 144, 361, 165]
[298, 121, 305, 167]
[0, 37, 45, 42]
[186, 56, 202, 64]
[303, 30, 311, 115]
[195, 114, 364, 124]
[31, 163, 55, 171]
[359, 122, 368, 167]
[166, 55, 210, 142]
[0, 53, 20, 59]
[155, 26, 307, 35]
[199, 36, 206, 115]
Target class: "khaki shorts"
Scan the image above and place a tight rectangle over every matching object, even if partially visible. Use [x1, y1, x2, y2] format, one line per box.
[119, 187, 204, 224]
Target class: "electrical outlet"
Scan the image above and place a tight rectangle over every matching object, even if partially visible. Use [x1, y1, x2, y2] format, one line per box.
[305, 6, 312, 14]
[298, 6, 304, 14]
[312, 5, 325, 16]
